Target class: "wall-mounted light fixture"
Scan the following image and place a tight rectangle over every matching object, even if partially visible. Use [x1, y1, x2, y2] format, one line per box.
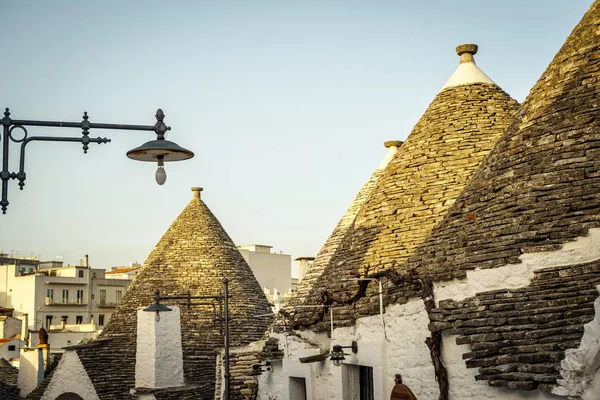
[247, 361, 271, 376]
[329, 341, 358, 367]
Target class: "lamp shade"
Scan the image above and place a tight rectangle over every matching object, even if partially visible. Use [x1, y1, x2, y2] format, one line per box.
[127, 139, 194, 162]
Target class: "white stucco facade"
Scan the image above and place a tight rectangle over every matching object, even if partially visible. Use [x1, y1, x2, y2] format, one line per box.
[0, 338, 24, 362]
[18, 347, 46, 397]
[39, 349, 100, 400]
[258, 229, 600, 399]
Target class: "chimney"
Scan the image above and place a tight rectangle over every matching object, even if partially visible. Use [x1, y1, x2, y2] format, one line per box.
[295, 257, 315, 282]
[84, 254, 89, 267]
[18, 347, 45, 397]
[135, 306, 184, 389]
[21, 313, 29, 346]
[377, 141, 403, 170]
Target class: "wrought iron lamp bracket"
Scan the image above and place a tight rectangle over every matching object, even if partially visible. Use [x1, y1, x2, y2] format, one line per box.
[0, 107, 191, 214]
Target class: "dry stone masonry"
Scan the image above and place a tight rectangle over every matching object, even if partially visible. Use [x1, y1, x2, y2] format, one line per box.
[292, 45, 519, 330]
[432, 261, 600, 391]
[30, 187, 273, 399]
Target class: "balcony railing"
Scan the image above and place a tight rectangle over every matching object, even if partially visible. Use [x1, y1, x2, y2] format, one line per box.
[97, 300, 119, 308]
[45, 297, 86, 306]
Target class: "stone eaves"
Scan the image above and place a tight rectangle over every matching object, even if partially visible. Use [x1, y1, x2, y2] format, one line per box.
[431, 261, 600, 392]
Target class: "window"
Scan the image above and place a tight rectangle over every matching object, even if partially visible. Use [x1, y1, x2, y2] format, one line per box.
[116, 290, 122, 303]
[62, 289, 69, 304]
[99, 290, 106, 305]
[289, 377, 307, 400]
[76, 290, 84, 304]
[76, 316, 83, 324]
[78, 270, 84, 278]
[8, 345, 15, 351]
[98, 314, 105, 325]
[47, 288, 54, 302]
[61, 316, 68, 324]
[45, 315, 53, 329]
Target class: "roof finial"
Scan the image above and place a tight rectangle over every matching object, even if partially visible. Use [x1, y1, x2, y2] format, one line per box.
[384, 140, 403, 149]
[456, 44, 478, 64]
[191, 187, 203, 199]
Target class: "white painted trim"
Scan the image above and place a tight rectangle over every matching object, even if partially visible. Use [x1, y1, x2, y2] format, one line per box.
[441, 61, 495, 89]
[39, 350, 100, 400]
[434, 228, 600, 303]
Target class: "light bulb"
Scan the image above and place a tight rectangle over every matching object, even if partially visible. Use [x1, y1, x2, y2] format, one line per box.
[332, 358, 343, 367]
[155, 159, 166, 185]
[155, 312, 160, 322]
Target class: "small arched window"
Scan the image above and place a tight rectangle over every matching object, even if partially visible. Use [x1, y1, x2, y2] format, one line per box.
[55, 393, 84, 400]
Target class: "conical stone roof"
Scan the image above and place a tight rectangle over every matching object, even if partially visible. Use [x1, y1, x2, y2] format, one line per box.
[103, 187, 272, 345]
[294, 45, 519, 329]
[48, 187, 274, 399]
[285, 141, 402, 312]
[404, 0, 600, 281]
[399, 2, 600, 392]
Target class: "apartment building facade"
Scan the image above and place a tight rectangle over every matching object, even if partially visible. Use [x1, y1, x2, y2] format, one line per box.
[0, 256, 132, 333]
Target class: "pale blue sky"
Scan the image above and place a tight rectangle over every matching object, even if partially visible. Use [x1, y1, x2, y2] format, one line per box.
[0, 0, 592, 269]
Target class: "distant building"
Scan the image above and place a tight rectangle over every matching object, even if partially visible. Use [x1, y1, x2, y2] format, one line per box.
[105, 263, 141, 280]
[237, 244, 293, 301]
[0, 256, 133, 340]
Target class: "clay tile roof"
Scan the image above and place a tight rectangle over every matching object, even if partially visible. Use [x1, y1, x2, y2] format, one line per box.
[45, 188, 273, 399]
[404, 0, 600, 282]
[293, 44, 519, 328]
[105, 266, 138, 275]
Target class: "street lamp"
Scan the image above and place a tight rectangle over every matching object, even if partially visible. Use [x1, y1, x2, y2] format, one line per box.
[0, 107, 193, 214]
[143, 278, 232, 400]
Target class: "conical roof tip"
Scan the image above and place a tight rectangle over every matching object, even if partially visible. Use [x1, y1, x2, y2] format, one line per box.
[442, 43, 495, 89]
[456, 43, 478, 63]
[191, 186, 203, 199]
[384, 140, 403, 148]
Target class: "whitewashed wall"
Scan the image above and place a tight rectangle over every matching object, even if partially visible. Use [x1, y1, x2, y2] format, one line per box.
[39, 350, 99, 400]
[258, 229, 600, 399]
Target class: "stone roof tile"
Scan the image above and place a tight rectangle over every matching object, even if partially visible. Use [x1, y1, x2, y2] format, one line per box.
[293, 46, 519, 328]
[403, 0, 600, 282]
[40, 188, 273, 399]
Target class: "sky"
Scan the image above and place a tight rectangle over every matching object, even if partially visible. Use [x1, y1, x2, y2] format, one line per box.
[0, 0, 593, 272]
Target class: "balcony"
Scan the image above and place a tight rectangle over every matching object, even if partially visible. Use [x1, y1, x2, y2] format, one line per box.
[97, 300, 119, 308]
[45, 297, 87, 306]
